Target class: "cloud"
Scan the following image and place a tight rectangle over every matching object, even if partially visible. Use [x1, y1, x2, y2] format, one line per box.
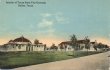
[38, 19, 54, 28]
[54, 12, 69, 24]
[41, 13, 52, 17]
[38, 12, 69, 28]
[37, 28, 55, 38]
[37, 12, 69, 45]
[56, 17, 65, 22]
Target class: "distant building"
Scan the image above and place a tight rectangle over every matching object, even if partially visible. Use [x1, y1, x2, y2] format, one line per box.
[58, 40, 97, 51]
[0, 36, 108, 52]
[0, 36, 45, 52]
[58, 41, 73, 51]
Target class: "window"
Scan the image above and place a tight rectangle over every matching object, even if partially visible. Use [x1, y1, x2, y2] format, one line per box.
[18, 45, 21, 49]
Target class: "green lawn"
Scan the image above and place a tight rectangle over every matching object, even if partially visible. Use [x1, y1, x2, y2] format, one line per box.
[0, 51, 102, 69]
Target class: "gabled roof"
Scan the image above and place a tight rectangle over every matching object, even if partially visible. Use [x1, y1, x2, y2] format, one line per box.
[77, 40, 85, 44]
[12, 36, 31, 43]
[59, 41, 71, 45]
[59, 40, 86, 45]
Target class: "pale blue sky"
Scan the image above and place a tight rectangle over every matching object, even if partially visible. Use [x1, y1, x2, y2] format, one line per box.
[0, 0, 110, 46]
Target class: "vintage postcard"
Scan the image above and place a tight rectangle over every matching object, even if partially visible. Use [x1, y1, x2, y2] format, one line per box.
[0, 0, 110, 70]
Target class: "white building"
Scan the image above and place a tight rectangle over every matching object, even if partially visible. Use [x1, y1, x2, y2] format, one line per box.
[58, 40, 97, 51]
[58, 41, 74, 51]
[0, 36, 45, 52]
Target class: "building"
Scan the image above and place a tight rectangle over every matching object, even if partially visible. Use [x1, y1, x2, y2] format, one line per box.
[58, 39, 97, 51]
[0, 36, 45, 52]
[0, 36, 108, 52]
[58, 41, 73, 51]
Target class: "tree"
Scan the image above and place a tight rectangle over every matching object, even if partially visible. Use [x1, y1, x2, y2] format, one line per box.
[34, 39, 39, 45]
[70, 34, 77, 56]
[60, 45, 64, 51]
[44, 44, 47, 51]
[93, 40, 98, 51]
[50, 44, 58, 51]
[70, 34, 77, 50]
[104, 45, 109, 51]
[84, 36, 90, 54]
[93, 45, 97, 51]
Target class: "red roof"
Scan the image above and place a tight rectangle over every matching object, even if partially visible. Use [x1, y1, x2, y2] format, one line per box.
[77, 40, 85, 44]
[59, 40, 90, 45]
[59, 41, 71, 45]
[13, 36, 31, 43]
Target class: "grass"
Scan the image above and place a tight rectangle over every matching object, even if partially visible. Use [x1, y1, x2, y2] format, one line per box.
[0, 51, 102, 69]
